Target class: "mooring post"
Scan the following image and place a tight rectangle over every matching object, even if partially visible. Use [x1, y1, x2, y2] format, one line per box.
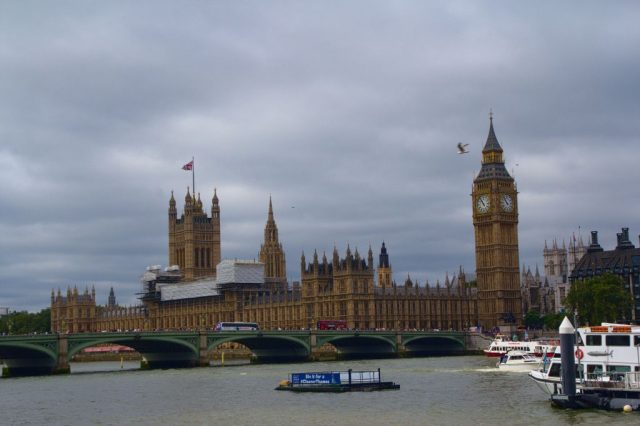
[559, 316, 577, 406]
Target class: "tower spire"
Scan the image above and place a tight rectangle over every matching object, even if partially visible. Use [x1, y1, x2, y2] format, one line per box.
[483, 111, 503, 153]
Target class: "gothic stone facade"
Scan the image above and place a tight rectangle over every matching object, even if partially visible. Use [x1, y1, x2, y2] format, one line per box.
[51, 195, 478, 332]
[472, 116, 522, 328]
[168, 188, 221, 281]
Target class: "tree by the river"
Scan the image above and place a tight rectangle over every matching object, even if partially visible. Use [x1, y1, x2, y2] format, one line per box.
[564, 273, 633, 326]
[0, 308, 51, 335]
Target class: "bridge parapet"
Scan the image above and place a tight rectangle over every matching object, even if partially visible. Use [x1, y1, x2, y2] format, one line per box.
[1, 330, 474, 377]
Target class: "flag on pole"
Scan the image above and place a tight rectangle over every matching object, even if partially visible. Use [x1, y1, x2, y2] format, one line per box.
[182, 160, 193, 171]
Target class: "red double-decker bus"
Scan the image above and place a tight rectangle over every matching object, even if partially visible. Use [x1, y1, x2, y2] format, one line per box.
[317, 320, 347, 330]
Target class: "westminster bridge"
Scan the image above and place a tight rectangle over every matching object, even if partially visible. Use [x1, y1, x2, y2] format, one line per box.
[0, 330, 489, 377]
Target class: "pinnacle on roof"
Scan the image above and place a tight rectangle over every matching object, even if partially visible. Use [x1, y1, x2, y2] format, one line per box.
[268, 195, 274, 220]
[212, 188, 218, 204]
[482, 112, 503, 153]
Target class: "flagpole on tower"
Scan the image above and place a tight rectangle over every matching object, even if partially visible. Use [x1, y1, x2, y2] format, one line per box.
[192, 156, 195, 197]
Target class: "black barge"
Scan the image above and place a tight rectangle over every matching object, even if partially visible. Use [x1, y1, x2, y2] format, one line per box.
[275, 368, 400, 392]
[551, 372, 640, 412]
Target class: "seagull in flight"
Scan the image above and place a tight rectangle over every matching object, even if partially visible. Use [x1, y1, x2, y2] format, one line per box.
[457, 143, 469, 154]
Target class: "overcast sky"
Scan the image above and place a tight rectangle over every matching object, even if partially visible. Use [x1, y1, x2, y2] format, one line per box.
[1, 1, 639, 312]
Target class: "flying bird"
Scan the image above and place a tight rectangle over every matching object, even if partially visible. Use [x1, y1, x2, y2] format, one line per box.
[457, 143, 469, 154]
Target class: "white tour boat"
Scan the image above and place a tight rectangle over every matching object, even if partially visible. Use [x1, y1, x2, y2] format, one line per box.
[496, 350, 541, 372]
[484, 334, 556, 358]
[529, 323, 640, 396]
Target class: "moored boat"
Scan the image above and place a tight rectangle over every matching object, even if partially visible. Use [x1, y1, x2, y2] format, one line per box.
[275, 368, 400, 392]
[484, 334, 556, 358]
[496, 350, 541, 372]
[529, 323, 640, 396]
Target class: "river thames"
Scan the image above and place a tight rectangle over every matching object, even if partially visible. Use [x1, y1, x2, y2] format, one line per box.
[0, 355, 635, 425]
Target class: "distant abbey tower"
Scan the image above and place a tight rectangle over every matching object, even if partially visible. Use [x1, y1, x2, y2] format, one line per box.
[168, 188, 221, 281]
[472, 115, 522, 328]
[259, 197, 287, 287]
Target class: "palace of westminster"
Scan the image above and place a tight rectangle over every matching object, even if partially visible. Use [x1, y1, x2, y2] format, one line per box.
[50, 118, 529, 333]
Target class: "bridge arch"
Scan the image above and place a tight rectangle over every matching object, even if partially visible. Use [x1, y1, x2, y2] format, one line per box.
[402, 335, 466, 355]
[208, 333, 310, 362]
[317, 334, 396, 359]
[67, 333, 200, 369]
[0, 339, 58, 376]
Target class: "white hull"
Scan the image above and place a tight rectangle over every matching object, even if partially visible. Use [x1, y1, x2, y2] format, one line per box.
[529, 369, 561, 395]
[497, 363, 540, 372]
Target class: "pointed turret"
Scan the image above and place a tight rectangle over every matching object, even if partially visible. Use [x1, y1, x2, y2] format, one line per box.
[475, 113, 511, 181]
[268, 195, 274, 220]
[483, 112, 503, 153]
[212, 188, 219, 206]
[108, 287, 116, 307]
[379, 241, 390, 268]
[259, 196, 286, 282]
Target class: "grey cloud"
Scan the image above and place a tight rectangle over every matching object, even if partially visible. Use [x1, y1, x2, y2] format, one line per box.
[1, 1, 639, 311]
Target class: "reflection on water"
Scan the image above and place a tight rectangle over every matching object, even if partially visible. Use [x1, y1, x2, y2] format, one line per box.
[0, 356, 635, 425]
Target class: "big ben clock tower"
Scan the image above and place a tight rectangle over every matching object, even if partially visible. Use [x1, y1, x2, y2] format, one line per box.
[472, 114, 522, 329]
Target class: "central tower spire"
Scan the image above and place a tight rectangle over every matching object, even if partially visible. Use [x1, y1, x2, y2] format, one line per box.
[259, 196, 287, 289]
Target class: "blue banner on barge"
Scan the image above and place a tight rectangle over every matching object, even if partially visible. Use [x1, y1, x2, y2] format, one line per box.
[292, 372, 341, 385]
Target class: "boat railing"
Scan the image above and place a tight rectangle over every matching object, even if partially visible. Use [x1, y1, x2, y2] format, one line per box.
[348, 370, 381, 384]
[582, 372, 640, 390]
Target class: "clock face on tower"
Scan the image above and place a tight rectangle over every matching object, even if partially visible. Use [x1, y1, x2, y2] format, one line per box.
[476, 194, 490, 213]
[500, 194, 514, 212]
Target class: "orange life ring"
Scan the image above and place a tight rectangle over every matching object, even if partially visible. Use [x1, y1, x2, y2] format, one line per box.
[575, 348, 584, 360]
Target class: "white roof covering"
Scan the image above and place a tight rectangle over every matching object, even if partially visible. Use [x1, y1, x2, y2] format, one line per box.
[159, 278, 219, 301]
[216, 259, 264, 284]
[157, 260, 264, 301]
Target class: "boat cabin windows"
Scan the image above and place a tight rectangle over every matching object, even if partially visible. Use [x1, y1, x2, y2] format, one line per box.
[587, 364, 603, 374]
[607, 365, 631, 373]
[586, 364, 603, 377]
[605, 335, 630, 347]
[635, 336, 640, 346]
[586, 335, 602, 346]
[548, 363, 561, 377]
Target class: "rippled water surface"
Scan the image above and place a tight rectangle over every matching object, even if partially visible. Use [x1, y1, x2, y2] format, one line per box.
[0, 356, 636, 425]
